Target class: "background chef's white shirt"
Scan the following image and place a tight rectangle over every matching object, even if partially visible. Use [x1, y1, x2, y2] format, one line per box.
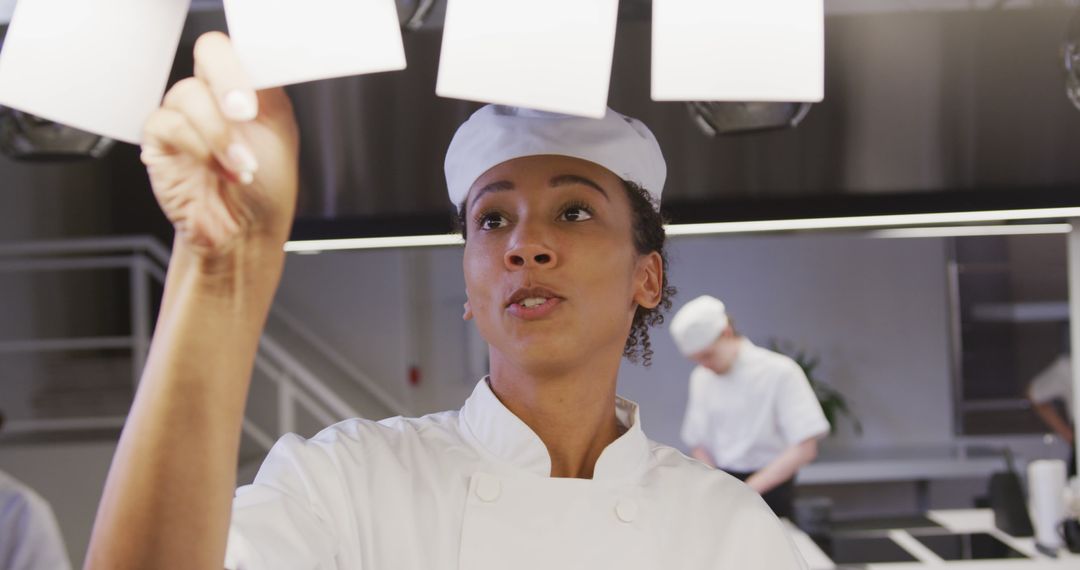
[225, 379, 808, 569]
[1029, 354, 1074, 421]
[681, 338, 830, 473]
[0, 469, 72, 570]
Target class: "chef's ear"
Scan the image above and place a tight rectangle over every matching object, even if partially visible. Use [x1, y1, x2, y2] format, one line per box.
[463, 300, 473, 320]
[632, 251, 663, 310]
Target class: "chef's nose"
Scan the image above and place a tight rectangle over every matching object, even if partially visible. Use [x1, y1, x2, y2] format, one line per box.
[505, 227, 557, 269]
[506, 244, 556, 268]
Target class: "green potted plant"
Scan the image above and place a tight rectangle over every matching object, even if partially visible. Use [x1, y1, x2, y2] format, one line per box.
[768, 339, 862, 437]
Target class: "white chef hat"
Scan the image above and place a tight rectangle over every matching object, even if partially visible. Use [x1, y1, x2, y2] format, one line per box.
[669, 295, 730, 356]
[444, 105, 666, 210]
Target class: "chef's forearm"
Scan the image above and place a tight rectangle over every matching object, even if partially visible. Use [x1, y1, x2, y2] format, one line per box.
[746, 438, 819, 494]
[1032, 402, 1075, 443]
[690, 446, 716, 467]
[85, 238, 286, 570]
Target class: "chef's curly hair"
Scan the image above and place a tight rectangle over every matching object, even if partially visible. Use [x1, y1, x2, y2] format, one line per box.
[457, 180, 676, 367]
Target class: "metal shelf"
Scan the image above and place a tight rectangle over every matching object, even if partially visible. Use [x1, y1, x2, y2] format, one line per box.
[0, 336, 134, 354]
[969, 301, 1069, 323]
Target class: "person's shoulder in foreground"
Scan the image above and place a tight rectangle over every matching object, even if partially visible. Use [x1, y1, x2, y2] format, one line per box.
[226, 390, 809, 569]
[646, 440, 810, 568]
[0, 469, 73, 570]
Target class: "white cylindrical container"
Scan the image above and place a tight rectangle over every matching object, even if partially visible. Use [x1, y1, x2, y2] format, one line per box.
[1028, 459, 1067, 550]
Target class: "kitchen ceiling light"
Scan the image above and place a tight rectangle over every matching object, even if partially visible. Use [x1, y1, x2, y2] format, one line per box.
[284, 208, 1080, 253]
[664, 207, 1080, 236]
[285, 234, 465, 253]
[866, 224, 1071, 239]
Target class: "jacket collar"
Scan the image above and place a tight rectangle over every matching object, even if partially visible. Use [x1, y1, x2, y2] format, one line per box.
[459, 377, 650, 481]
[717, 337, 756, 377]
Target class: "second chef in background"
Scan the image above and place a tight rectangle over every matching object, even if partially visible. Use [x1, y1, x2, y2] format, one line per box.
[671, 295, 830, 518]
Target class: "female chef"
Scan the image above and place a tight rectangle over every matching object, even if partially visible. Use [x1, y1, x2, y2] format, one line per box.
[85, 32, 809, 569]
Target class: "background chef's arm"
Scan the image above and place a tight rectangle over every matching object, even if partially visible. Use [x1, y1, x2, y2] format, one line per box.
[1031, 401, 1075, 443]
[690, 446, 717, 468]
[758, 359, 830, 496]
[745, 437, 819, 495]
[1026, 357, 1074, 444]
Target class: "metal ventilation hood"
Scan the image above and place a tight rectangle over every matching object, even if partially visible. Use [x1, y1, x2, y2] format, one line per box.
[239, 4, 1080, 238]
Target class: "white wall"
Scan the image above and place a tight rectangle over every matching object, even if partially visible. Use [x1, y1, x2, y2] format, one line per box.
[273, 249, 413, 410]
[621, 232, 955, 451]
[273, 246, 478, 419]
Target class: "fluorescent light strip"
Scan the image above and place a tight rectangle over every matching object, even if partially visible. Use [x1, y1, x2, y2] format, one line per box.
[284, 207, 1080, 252]
[285, 233, 464, 253]
[867, 223, 1072, 239]
[663, 206, 1080, 236]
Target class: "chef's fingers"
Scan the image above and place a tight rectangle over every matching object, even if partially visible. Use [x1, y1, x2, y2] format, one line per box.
[192, 31, 259, 122]
[162, 77, 257, 184]
[141, 108, 210, 165]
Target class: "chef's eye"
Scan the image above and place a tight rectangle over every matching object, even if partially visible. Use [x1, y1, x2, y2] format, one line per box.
[475, 211, 509, 231]
[560, 202, 594, 222]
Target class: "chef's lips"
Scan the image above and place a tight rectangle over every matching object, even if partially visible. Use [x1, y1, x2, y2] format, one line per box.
[506, 286, 564, 309]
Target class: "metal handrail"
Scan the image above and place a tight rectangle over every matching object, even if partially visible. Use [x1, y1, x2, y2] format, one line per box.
[0, 235, 169, 263]
[268, 305, 411, 417]
[257, 336, 360, 421]
[1, 236, 408, 413]
[1, 236, 381, 453]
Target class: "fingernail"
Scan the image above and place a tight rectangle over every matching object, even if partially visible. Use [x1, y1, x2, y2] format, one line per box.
[237, 170, 255, 186]
[222, 90, 258, 122]
[227, 142, 259, 182]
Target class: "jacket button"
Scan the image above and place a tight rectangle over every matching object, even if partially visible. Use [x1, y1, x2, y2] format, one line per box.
[475, 474, 501, 503]
[615, 498, 638, 523]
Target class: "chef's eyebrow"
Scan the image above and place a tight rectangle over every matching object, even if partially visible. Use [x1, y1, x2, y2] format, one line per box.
[469, 174, 609, 210]
[549, 174, 609, 201]
[469, 180, 515, 209]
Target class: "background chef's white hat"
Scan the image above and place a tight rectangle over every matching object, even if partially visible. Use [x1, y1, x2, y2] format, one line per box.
[444, 105, 666, 209]
[669, 295, 730, 356]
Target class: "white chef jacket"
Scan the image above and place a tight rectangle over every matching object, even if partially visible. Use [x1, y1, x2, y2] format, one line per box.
[681, 338, 830, 473]
[0, 469, 72, 570]
[1029, 354, 1074, 421]
[225, 378, 808, 569]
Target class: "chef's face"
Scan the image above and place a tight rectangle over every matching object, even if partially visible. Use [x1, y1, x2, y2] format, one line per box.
[461, 155, 663, 376]
[690, 328, 740, 374]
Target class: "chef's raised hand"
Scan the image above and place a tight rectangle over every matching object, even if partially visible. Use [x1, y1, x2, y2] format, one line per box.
[87, 35, 300, 570]
[141, 31, 299, 259]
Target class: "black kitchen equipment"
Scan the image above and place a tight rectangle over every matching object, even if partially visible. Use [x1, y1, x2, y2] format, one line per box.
[0, 107, 115, 161]
[685, 101, 812, 136]
[988, 447, 1034, 537]
[911, 532, 1028, 560]
[1060, 517, 1080, 553]
[818, 535, 918, 565]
